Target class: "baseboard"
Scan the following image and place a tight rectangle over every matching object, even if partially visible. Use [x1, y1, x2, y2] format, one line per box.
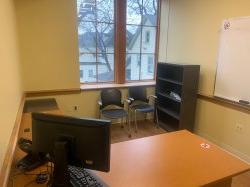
[197, 132, 250, 164]
[0, 94, 25, 187]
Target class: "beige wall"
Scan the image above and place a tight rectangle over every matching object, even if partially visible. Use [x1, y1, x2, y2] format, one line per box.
[158, 0, 169, 62]
[0, 0, 23, 168]
[15, 0, 80, 91]
[166, 0, 250, 162]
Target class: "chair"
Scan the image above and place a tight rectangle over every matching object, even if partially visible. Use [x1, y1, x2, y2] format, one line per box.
[98, 88, 131, 137]
[128, 86, 158, 133]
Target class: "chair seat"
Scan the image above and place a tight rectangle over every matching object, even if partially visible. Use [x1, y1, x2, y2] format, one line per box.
[102, 109, 128, 119]
[131, 104, 154, 113]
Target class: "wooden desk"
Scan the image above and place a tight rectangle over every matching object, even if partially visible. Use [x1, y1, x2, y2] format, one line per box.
[95, 130, 250, 187]
[8, 112, 250, 187]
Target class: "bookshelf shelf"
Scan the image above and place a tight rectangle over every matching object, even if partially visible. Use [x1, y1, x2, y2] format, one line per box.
[157, 77, 183, 85]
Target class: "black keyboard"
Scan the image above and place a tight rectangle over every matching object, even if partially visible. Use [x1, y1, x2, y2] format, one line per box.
[69, 166, 106, 187]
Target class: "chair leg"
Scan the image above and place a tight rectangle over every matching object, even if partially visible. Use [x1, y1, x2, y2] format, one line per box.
[155, 108, 159, 128]
[135, 110, 138, 133]
[121, 117, 124, 128]
[127, 115, 131, 138]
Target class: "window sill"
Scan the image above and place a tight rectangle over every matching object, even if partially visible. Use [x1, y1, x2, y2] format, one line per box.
[80, 81, 156, 91]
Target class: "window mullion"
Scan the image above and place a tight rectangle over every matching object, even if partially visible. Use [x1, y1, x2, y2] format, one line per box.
[95, 0, 98, 83]
[114, 0, 126, 84]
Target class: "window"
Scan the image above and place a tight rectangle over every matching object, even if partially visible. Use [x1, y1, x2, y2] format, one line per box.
[77, 0, 114, 83]
[77, 0, 160, 84]
[145, 31, 150, 43]
[147, 56, 153, 73]
[88, 69, 94, 77]
[80, 70, 83, 78]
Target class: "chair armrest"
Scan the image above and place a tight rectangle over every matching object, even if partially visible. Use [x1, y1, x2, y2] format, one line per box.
[147, 95, 157, 100]
[123, 99, 132, 104]
[98, 100, 102, 106]
[128, 97, 134, 101]
[126, 97, 135, 104]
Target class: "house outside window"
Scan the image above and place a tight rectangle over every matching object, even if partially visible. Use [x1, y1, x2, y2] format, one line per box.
[88, 69, 94, 77]
[147, 56, 153, 73]
[80, 70, 84, 78]
[145, 31, 150, 43]
[77, 0, 160, 84]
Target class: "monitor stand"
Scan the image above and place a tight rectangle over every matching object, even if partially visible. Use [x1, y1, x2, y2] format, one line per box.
[48, 141, 72, 187]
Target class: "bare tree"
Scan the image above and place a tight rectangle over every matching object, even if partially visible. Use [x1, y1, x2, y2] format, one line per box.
[127, 0, 157, 18]
[77, 0, 158, 77]
[78, 0, 113, 72]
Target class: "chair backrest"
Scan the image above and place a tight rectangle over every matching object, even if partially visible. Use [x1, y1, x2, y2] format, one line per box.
[128, 87, 148, 103]
[100, 88, 123, 109]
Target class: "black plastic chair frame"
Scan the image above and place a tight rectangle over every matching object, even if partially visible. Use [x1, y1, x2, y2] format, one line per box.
[98, 88, 131, 137]
[128, 87, 159, 133]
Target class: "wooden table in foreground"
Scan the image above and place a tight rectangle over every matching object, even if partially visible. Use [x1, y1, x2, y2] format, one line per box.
[9, 111, 250, 187]
[95, 130, 250, 187]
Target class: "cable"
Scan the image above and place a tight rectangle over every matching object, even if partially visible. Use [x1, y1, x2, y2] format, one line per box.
[11, 161, 55, 187]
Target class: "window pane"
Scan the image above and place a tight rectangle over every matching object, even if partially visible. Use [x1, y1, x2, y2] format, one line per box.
[97, 23, 114, 53]
[141, 26, 156, 53]
[126, 54, 140, 80]
[126, 25, 141, 53]
[140, 54, 154, 79]
[79, 53, 97, 83]
[77, 0, 96, 22]
[127, 0, 142, 25]
[142, 0, 158, 26]
[97, 0, 114, 23]
[97, 53, 114, 82]
[78, 22, 96, 53]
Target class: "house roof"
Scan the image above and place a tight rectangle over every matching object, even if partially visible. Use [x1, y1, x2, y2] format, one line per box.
[78, 30, 115, 49]
[127, 15, 157, 49]
[143, 14, 157, 26]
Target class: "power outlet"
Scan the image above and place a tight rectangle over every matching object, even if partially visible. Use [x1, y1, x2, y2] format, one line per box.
[235, 123, 245, 134]
[73, 105, 79, 111]
[67, 105, 79, 112]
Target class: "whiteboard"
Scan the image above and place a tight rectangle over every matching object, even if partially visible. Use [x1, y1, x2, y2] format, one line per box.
[214, 17, 250, 103]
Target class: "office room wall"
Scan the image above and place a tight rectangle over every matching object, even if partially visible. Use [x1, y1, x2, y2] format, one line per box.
[15, 0, 80, 91]
[0, 0, 23, 168]
[166, 0, 250, 161]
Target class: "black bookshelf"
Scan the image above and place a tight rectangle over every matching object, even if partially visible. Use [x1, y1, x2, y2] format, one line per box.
[156, 63, 200, 132]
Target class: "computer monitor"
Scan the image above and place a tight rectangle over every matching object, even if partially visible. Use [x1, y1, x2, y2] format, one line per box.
[32, 112, 111, 186]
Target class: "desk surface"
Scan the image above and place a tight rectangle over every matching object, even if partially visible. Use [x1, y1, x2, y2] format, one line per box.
[8, 112, 250, 187]
[95, 130, 249, 187]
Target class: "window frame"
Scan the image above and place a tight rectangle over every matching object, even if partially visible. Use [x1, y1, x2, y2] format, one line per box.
[78, 0, 161, 84]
